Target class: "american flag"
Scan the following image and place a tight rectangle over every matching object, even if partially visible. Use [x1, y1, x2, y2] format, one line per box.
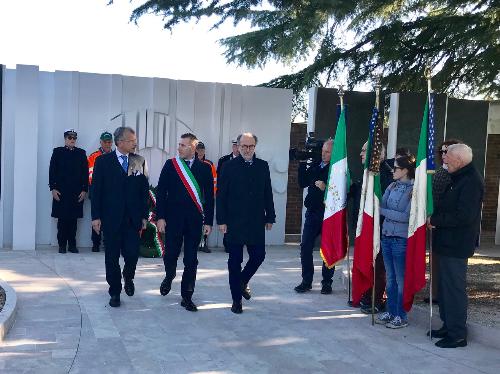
[427, 93, 436, 172]
[365, 107, 379, 169]
[370, 115, 384, 173]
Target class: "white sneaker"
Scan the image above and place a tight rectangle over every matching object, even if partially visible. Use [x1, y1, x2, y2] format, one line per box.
[386, 316, 408, 329]
[375, 312, 393, 325]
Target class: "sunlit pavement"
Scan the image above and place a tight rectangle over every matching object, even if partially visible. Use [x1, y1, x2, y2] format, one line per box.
[1, 246, 499, 373]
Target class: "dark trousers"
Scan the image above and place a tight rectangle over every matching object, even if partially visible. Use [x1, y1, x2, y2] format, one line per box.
[91, 228, 102, 248]
[300, 210, 335, 286]
[104, 220, 140, 296]
[438, 255, 468, 340]
[227, 243, 266, 302]
[57, 218, 77, 248]
[360, 252, 387, 306]
[163, 215, 203, 300]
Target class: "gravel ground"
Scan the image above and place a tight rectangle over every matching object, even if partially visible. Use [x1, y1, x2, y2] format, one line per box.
[415, 256, 500, 328]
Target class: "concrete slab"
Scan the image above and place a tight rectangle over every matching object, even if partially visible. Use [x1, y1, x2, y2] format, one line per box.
[0, 246, 499, 373]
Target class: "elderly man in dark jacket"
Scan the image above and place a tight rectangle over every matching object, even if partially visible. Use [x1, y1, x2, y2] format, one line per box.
[427, 143, 484, 349]
[217, 132, 276, 314]
[49, 129, 88, 254]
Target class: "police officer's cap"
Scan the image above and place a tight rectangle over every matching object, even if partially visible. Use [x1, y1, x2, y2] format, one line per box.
[64, 129, 77, 137]
[196, 141, 205, 149]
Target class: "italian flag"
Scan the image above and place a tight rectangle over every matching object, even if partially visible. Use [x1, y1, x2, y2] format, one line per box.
[320, 107, 349, 268]
[403, 100, 433, 312]
[352, 108, 381, 306]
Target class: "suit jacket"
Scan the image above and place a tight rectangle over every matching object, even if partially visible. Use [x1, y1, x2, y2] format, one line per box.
[91, 151, 149, 234]
[217, 155, 276, 245]
[156, 158, 214, 228]
[49, 146, 88, 219]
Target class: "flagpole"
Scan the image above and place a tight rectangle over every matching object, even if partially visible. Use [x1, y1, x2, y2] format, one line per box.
[370, 80, 382, 325]
[425, 66, 434, 340]
[338, 84, 351, 304]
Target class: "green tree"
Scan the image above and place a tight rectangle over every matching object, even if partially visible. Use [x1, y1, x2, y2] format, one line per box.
[112, 0, 499, 98]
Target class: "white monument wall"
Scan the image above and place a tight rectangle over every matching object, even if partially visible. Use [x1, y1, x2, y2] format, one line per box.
[1, 65, 293, 250]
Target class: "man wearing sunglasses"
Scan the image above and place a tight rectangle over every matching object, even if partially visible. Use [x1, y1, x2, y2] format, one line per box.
[49, 129, 89, 254]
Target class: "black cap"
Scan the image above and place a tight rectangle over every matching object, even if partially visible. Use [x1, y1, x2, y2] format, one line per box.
[196, 141, 205, 149]
[64, 128, 77, 137]
[100, 131, 112, 141]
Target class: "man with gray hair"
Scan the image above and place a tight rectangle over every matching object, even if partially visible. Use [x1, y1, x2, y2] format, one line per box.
[427, 143, 484, 348]
[91, 126, 149, 308]
[217, 132, 275, 314]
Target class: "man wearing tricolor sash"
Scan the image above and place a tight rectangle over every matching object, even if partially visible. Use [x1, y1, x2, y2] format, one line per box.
[156, 133, 215, 312]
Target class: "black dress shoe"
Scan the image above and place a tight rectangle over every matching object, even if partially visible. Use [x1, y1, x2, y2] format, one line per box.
[59, 246, 67, 254]
[92, 245, 100, 252]
[231, 302, 243, 314]
[321, 283, 333, 295]
[199, 246, 212, 253]
[68, 247, 79, 253]
[109, 295, 121, 307]
[241, 283, 251, 300]
[294, 282, 312, 293]
[427, 327, 448, 339]
[181, 298, 198, 312]
[160, 277, 172, 296]
[435, 337, 467, 348]
[124, 279, 135, 297]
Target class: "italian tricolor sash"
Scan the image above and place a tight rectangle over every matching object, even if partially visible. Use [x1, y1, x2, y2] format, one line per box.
[172, 157, 204, 216]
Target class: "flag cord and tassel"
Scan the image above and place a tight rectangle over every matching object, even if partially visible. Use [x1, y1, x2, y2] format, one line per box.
[425, 65, 434, 340]
[371, 79, 382, 325]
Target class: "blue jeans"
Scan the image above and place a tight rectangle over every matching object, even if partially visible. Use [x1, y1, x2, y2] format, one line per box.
[381, 236, 407, 320]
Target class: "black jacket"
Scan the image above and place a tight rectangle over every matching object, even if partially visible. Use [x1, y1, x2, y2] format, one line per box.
[91, 152, 149, 234]
[217, 153, 237, 177]
[298, 161, 329, 213]
[430, 162, 484, 258]
[156, 158, 214, 227]
[217, 155, 276, 245]
[49, 146, 88, 219]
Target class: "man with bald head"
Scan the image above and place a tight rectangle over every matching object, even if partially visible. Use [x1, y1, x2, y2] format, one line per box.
[217, 132, 276, 314]
[427, 143, 484, 348]
[294, 139, 337, 295]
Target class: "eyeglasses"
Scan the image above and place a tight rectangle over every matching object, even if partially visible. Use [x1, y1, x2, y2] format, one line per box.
[439, 149, 447, 154]
[67, 136, 77, 140]
[240, 144, 256, 150]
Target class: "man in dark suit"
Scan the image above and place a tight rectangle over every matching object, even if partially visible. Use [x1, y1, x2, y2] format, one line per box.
[156, 133, 214, 312]
[49, 129, 88, 254]
[427, 143, 484, 348]
[91, 127, 149, 308]
[217, 132, 276, 314]
[217, 139, 240, 253]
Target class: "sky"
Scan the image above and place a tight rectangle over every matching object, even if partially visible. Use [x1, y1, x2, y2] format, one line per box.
[0, 0, 301, 86]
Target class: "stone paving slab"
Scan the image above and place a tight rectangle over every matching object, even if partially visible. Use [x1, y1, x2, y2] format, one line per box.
[0, 246, 499, 373]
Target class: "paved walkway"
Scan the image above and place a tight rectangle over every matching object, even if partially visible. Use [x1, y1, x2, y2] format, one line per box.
[0, 246, 499, 374]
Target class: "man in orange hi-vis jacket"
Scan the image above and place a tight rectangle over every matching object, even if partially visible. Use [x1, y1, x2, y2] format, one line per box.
[88, 131, 113, 252]
[196, 141, 217, 253]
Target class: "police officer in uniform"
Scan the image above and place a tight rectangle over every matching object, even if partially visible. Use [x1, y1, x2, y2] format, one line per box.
[49, 129, 88, 253]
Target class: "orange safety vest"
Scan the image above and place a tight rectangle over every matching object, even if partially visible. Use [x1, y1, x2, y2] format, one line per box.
[88, 148, 105, 185]
[202, 158, 217, 195]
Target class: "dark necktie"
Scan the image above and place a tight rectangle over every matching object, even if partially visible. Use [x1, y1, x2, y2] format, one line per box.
[120, 155, 128, 173]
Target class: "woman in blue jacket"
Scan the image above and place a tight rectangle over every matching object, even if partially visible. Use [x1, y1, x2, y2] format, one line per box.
[376, 154, 416, 328]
